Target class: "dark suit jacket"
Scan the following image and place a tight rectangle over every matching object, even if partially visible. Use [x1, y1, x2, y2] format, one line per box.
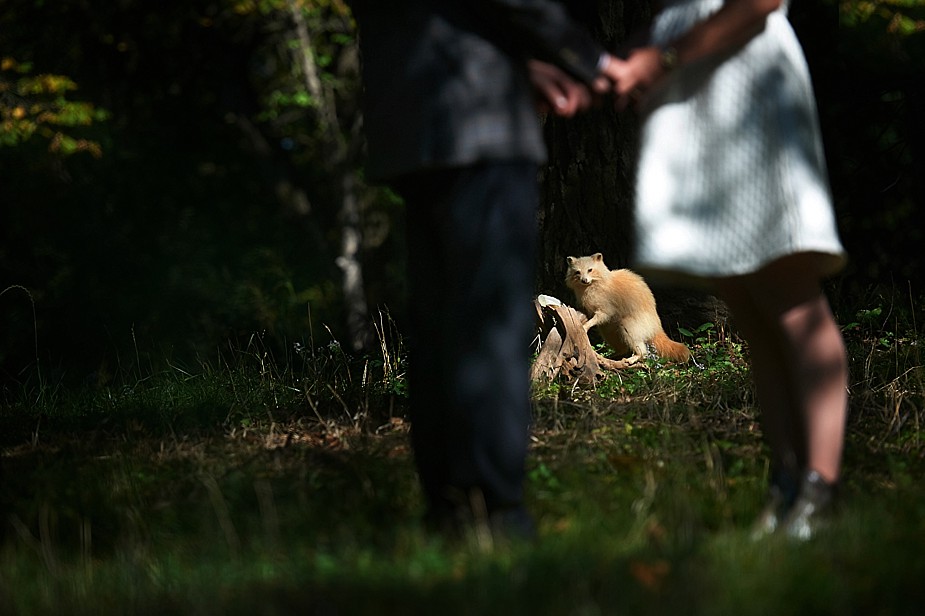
[349, 0, 603, 181]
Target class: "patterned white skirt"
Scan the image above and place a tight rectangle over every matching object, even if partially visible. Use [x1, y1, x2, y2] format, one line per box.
[632, 0, 846, 281]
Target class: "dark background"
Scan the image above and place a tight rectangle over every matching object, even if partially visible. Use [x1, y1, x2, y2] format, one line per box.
[1, 0, 923, 387]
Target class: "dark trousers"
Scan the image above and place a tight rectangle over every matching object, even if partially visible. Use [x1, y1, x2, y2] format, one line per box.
[396, 162, 538, 526]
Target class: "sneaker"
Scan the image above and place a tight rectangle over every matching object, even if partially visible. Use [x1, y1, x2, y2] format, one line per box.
[751, 485, 789, 539]
[750, 467, 799, 540]
[781, 470, 837, 541]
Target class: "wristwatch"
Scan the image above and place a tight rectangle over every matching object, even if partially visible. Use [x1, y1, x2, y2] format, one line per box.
[659, 46, 680, 72]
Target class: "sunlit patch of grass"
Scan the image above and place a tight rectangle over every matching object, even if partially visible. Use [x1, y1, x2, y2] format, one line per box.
[1, 292, 924, 613]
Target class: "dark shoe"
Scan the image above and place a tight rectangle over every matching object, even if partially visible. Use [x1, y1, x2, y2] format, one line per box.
[750, 467, 799, 540]
[423, 500, 536, 547]
[488, 505, 537, 543]
[781, 470, 837, 541]
[751, 485, 790, 539]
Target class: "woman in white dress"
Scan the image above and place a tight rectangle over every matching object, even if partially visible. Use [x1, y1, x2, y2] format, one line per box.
[607, 0, 849, 539]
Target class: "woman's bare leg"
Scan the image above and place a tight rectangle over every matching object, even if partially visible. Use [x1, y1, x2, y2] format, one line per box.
[715, 258, 848, 483]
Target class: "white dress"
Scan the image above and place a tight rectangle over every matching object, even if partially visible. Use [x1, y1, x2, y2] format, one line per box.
[633, 0, 847, 282]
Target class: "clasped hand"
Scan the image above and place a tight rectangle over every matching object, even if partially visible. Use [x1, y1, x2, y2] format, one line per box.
[529, 48, 667, 116]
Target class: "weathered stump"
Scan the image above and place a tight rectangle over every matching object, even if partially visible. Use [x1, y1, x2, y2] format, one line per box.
[531, 295, 639, 385]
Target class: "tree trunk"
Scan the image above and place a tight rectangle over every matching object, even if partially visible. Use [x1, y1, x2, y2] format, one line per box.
[537, 1, 728, 336]
[537, 1, 650, 297]
[288, 0, 373, 351]
[336, 168, 373, 351]
[537, 106, 639, 294]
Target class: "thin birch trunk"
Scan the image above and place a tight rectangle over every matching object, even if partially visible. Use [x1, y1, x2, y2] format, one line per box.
[287, 0, 371, 351]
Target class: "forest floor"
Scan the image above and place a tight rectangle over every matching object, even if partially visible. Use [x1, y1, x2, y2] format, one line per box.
[1, 314, 923, 615]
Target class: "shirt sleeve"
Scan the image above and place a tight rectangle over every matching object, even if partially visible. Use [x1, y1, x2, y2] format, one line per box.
[445, 0, 606, 85]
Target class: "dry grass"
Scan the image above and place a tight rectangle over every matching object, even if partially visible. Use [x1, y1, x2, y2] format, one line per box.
[0, 298, 923, 614]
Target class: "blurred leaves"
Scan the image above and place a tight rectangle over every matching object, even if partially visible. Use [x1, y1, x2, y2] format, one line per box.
[232, 0, 351, 17]
[832, 0, 925, 71]
[0, 0, 370, 382]
[791, 0, 925, 289]
[840, 0, 925, 35]
[0, 56, 109, 157]
[0, 0, 921, 382]
[236, 0, 360, 166]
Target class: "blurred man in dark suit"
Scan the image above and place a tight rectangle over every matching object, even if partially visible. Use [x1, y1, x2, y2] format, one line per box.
[349, 0, 621, 540]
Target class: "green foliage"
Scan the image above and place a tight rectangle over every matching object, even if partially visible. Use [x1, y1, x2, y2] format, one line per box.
[840, 0, 925, 36]
[535, 324, 752, 416]
[1, 306, 924, 613]
[232, 0, 359, 165]
[0, 0, 922, 398]
[837, 294, 925, 450]
[0, 0, 922, 608]
[0, 57, 109, 156]
[792, 1, 925, 290]
[843, 305, 899, 349]
[0, 0, 389, 384]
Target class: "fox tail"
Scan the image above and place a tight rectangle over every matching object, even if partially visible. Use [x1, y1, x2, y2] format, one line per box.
[652, 331, 691, 362]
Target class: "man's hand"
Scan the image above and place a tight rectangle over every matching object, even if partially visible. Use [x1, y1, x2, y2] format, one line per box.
[527, 60, 593, 117]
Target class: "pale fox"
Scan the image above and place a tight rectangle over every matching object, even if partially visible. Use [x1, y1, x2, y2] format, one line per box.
[565, 253, 690, 364]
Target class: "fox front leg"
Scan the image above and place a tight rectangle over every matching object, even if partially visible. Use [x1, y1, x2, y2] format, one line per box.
[583, 312, 604, 332]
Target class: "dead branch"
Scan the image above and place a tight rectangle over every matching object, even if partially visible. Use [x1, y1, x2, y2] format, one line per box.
[531, 296, 639, 386]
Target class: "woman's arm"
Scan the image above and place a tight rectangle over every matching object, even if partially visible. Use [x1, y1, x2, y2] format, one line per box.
[611, 0, 785, 109]
[672, 0, 784, 65]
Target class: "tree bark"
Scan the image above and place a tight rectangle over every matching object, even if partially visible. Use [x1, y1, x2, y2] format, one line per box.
[335, 167, 373, 351]
[537, 1, 651, 298]
[537, 1, 728, 336]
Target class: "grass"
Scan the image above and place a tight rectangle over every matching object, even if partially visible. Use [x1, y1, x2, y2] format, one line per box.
[1, 302, 924, 615]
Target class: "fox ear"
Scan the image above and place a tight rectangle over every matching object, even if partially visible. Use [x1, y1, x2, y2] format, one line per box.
[592, 252, 603, 261]
[566, 256, 575, 265]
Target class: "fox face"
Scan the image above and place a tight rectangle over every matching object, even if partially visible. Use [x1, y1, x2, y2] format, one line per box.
[566, 253, 607, 287]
